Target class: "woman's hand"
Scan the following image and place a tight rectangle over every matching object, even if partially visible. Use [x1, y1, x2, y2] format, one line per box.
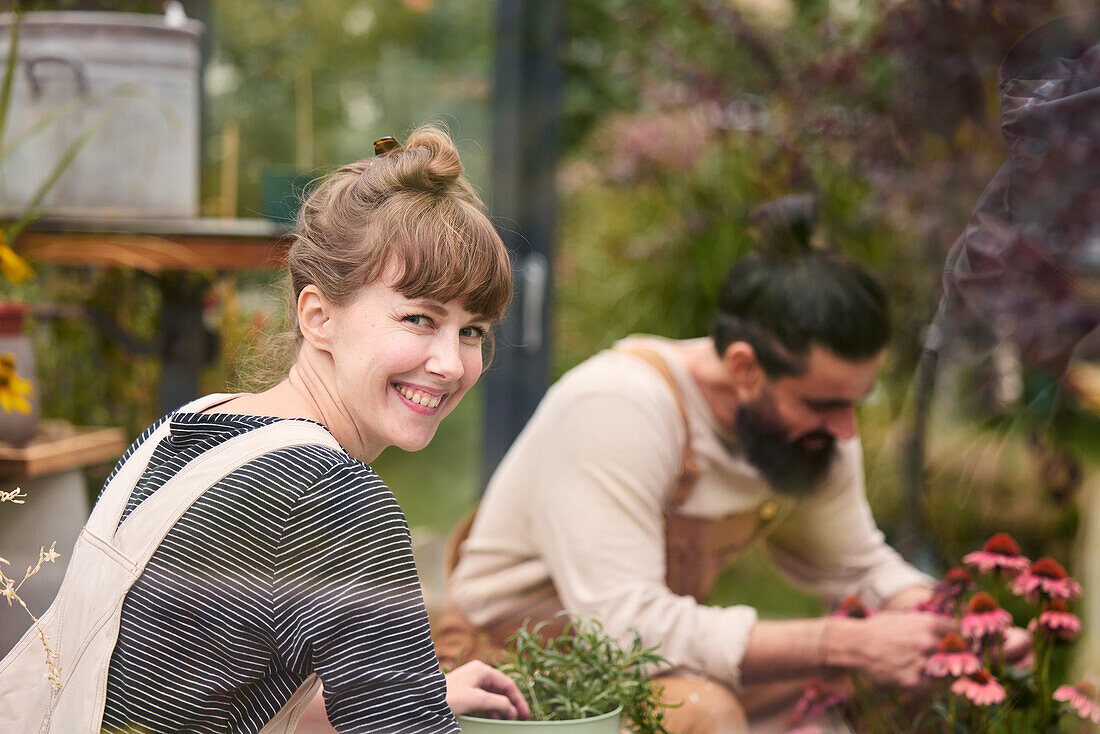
[445, 660, 531, 720]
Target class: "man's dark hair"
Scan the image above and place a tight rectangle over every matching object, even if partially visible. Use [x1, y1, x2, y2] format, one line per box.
[711, 195, 891, 376]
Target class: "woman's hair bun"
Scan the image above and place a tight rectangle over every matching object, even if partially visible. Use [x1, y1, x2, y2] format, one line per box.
[750, 193, 819, 257]
[388, 125, 466, 194]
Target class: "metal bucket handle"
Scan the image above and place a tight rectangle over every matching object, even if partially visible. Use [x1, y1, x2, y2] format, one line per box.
[24, 53, 88, 97]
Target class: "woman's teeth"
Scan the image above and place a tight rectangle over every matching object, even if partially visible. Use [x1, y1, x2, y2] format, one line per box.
[397, 385, 442, 408]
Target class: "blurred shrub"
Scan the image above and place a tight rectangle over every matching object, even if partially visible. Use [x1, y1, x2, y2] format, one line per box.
[554, 0, 1067, 385]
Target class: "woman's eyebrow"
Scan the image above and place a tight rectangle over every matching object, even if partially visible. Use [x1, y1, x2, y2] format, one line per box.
[407, 299, 448, 316]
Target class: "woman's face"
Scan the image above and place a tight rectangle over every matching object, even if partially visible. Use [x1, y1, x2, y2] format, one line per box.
[325, 274, 489, 459]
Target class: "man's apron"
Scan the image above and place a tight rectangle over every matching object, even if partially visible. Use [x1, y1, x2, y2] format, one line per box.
[434, 347, 790, 669]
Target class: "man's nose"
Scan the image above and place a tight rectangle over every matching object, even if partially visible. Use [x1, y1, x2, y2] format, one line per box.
[824, 407, 857, 441]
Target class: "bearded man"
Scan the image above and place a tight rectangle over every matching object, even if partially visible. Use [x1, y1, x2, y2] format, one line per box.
[436, 199, 976, 732]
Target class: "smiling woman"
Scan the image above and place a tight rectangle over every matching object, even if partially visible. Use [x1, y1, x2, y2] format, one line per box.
[0, 126, 528, 734]
[316, 269, 492, 458]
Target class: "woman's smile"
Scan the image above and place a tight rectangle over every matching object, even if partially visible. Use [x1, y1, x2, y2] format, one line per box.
[393, 382, 449, 413]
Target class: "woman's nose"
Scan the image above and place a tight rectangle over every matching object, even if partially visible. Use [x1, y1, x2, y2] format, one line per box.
[427, 335, 464, 380]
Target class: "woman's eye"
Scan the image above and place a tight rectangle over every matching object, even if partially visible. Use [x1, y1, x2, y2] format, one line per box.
[460, 325, 486, 340]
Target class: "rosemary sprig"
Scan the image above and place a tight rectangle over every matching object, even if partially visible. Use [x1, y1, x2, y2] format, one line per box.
[496, 616, 674, 734]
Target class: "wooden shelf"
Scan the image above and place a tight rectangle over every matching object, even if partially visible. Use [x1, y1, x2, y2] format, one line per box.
[13, 216, 291, 272]
[0, 426, 127, 479]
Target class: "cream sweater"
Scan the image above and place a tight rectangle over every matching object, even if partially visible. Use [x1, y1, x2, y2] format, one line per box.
[450, 335, 931, 689]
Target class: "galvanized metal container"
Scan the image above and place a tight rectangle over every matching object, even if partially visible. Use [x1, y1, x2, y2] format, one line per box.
[0, 11, 203, 219]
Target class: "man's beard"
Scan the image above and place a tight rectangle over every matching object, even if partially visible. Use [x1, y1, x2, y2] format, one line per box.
[734, 397, 837, 496]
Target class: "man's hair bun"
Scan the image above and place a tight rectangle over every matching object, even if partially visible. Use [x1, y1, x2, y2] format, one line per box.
[750, 193, 819, 257]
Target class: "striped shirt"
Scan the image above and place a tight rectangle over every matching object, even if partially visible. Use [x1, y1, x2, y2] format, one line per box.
[99, 410, 457, 734]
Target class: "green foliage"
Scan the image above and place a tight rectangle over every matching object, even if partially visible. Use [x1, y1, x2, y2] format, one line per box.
[708, 545, 824, 619]
[554, 0, 1067, 384]
[23, 267, 162, 436]
[495, 617, 672, 734]
[204, 0, 495, 215]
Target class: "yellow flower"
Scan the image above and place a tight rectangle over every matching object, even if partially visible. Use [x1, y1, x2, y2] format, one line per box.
[0, 352, 33, 414]
[0, 233, 33, 284]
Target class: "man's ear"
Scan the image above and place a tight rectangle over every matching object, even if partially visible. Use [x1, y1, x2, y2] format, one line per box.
[297, 285, 334, 352]
[723, 341, 765, 401]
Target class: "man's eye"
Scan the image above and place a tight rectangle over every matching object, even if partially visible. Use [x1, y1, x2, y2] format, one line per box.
[404, 314, 430, 326]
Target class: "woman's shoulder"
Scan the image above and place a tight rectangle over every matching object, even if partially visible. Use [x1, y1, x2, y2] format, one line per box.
[109, 411, 380, 502]
[267, 439, 399, 512]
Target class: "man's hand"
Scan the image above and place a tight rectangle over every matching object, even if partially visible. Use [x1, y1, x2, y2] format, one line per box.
[445, 660, 531, 720]
[1003, 626, 1033, 669]
[826, 611, 957, 690]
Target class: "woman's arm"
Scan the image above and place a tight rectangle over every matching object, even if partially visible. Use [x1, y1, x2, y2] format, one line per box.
[296, 665, 530, 734]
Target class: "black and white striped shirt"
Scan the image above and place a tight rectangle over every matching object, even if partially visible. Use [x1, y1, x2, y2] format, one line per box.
[99, 410, 457, 734]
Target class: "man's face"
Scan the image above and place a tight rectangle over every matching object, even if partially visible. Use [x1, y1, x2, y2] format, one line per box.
[734, 345, 885, 494]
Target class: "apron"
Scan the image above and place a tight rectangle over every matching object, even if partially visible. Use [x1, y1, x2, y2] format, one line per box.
[434, 346, 791, 667]
[0, 393, 341, 734]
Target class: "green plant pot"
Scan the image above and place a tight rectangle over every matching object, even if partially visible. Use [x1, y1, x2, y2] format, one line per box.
[458, 706, 622, 733]
[260, 168, 317, 225]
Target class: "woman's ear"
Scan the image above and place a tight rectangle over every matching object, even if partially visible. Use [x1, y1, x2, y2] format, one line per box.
[297, 285, 334, 352]
[723, 341, 765, 402]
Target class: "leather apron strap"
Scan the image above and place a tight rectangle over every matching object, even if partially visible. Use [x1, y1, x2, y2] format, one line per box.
[437, 344, 735, 667]
[615, 345, 772, 603]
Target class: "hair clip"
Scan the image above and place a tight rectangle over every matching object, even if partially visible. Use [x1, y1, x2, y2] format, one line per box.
[373, 136, 399, 155]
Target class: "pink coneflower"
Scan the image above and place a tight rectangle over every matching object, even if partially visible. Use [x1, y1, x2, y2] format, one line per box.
[912, 593, 955, 617]
[1054, 681, 1100, 724]
[924, 633, 981, 678]
[963, 533, 1031, 576]
[832, 595, 876, 619]
[1011, 557, 1082, 602]
[963, 589, 1012, 642]
[951, 668, 1006, 706]
[961, 592, 1012, 641]
[933, 566, 975, 603]
[791, 678, 848, 720]
[1032, 599, 1081, 641]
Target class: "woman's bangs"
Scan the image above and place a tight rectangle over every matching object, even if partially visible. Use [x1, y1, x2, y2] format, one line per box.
[386, 201, 512, 321]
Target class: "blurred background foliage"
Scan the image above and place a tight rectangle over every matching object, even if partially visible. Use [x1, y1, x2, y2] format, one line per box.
[10, 0, 1098, 603]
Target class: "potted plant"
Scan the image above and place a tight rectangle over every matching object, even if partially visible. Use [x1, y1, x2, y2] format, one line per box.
[457, 616, 673, 734]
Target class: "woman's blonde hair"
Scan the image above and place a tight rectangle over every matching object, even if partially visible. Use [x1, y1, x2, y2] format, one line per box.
[289, 124, 512, 322]
[240, 125, 512, 391]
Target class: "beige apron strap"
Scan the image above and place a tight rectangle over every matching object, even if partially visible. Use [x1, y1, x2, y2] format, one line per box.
[83, 393, 244, 540]
[112, 420, 339, 561]
[257, 674, 322, 734]
[55, 413, 340, 734]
